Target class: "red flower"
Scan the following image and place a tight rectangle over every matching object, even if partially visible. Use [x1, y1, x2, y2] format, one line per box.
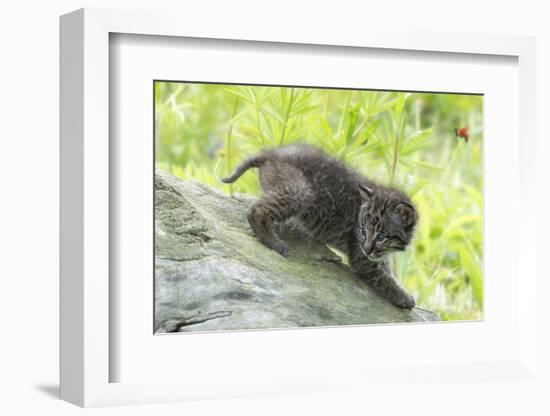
[455, 126, 469, 142]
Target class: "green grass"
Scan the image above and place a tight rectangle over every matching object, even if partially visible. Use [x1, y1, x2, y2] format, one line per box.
[155, 81, 483, 321]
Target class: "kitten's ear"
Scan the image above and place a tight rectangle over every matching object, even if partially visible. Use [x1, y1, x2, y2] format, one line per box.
[395, 203, 416, 227]
[358, 184, 374, 201]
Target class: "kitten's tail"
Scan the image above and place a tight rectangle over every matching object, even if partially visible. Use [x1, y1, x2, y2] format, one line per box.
[220, 154, 266, 183]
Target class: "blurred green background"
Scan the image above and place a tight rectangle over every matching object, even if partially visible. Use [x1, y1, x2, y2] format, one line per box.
[155, 81, 483, 321]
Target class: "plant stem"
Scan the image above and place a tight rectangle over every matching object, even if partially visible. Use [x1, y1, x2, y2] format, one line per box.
[252, 89, 264, 146]
[391, 123, 400, 185]
[279, 88, 295, 145]
[352, 115, 369, 139]
[336, 91, 352, 141]
[415, 99, 421, 131]
[225, 97, 240, 194]
[425, 140, 463, 207]
[437, 140, 463, 189]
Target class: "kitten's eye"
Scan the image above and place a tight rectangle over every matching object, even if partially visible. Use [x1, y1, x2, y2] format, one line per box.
[360, 226, 366, 238]
[375, 233, 385, 242]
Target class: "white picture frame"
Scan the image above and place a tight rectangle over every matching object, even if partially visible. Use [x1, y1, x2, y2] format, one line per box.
[60, 7, 537, 408]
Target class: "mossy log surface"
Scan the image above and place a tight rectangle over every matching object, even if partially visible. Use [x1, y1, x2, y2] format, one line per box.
[155, 170, 439, 333]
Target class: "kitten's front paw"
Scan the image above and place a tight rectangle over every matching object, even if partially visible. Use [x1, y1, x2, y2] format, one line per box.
[394, 294, 416, 309]
[273, 242, 289, 257]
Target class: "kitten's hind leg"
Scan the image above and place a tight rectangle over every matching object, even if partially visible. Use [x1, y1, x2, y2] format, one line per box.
[247, 200, 291, 256]
[247, 162, 311, 257]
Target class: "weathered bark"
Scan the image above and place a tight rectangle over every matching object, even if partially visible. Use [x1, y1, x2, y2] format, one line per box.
[155, 170, 438, 333]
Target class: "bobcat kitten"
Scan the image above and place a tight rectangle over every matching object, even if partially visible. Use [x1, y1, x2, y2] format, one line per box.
[221, 144, 417, 309]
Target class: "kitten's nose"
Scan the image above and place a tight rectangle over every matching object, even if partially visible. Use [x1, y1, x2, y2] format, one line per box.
[364, 242, 374, 255]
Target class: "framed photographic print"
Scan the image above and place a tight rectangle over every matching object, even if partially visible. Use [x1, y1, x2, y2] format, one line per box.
[152, 81, 479, 334]
[60, 7, 538, 408]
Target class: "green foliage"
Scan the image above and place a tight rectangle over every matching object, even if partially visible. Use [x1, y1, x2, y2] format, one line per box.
[155, 82, 483, 321]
